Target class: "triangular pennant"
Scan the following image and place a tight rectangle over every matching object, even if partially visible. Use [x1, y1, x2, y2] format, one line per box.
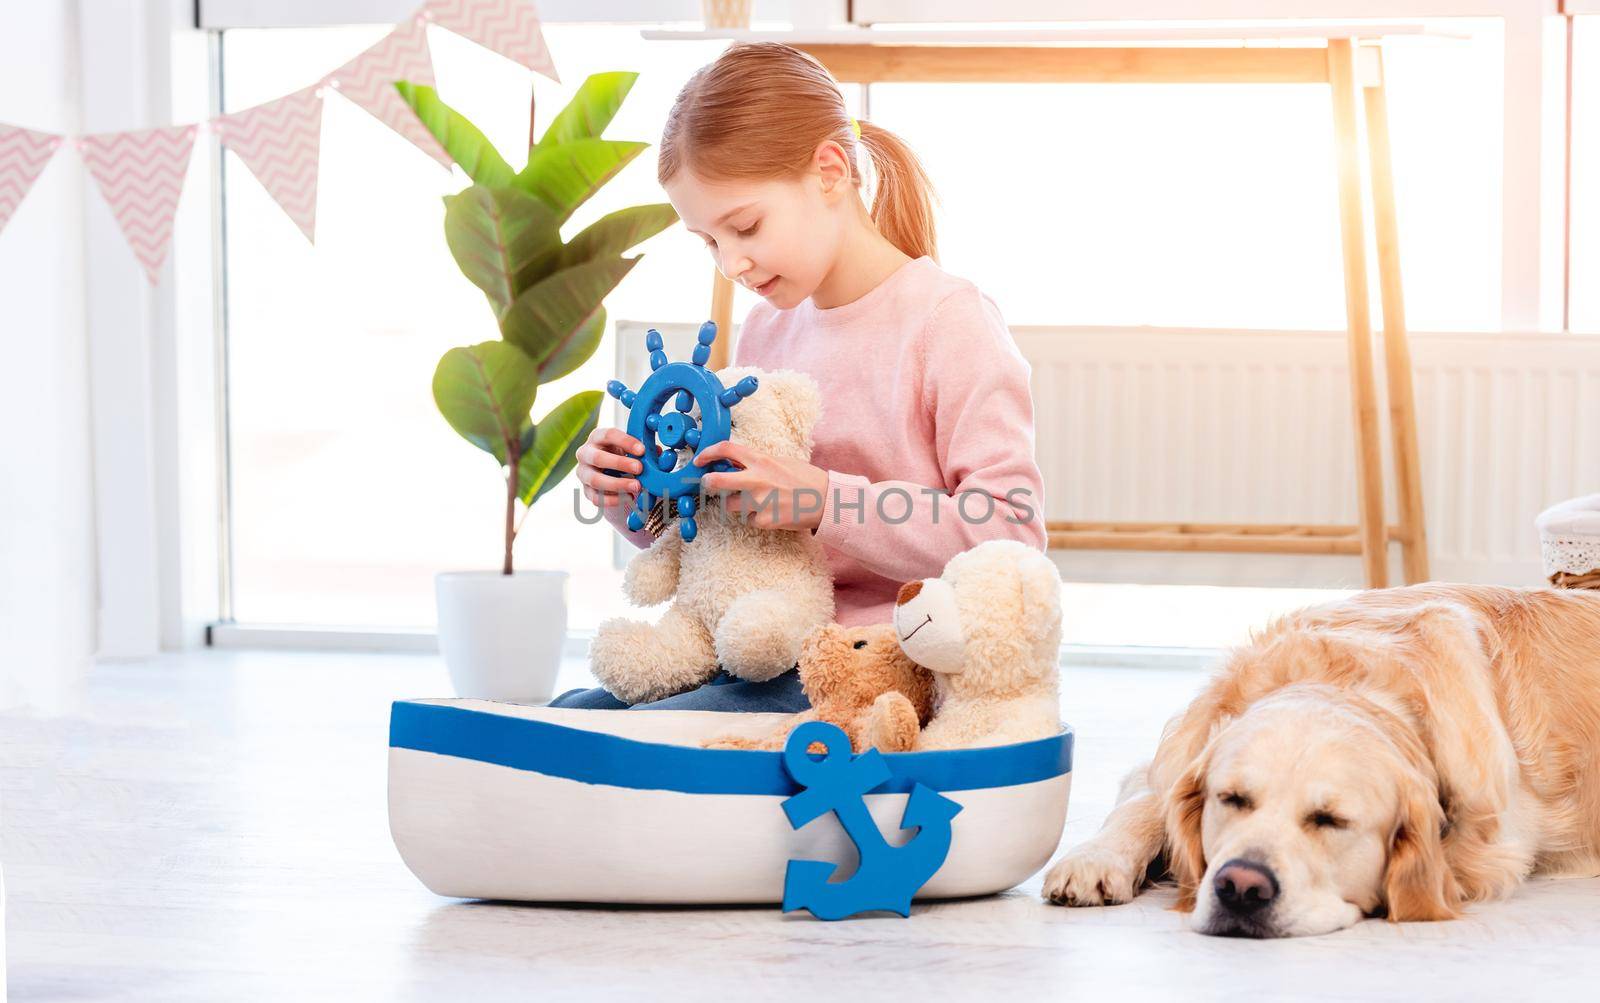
[213, 87, 324, 242]
[0, 125, 63, 238]
[425, 0, 559, 82]
[78, 124, 197, 285]
[330, 17, 451, 168]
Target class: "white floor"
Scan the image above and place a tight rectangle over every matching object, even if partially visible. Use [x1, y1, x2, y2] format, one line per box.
[7, 649, 1598, 1000]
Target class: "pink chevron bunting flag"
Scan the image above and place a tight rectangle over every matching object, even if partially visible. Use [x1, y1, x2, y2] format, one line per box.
[79, 124, 197, 285]
[213, 87, 324, 242]
[330, 17, 451, 168]
[426, 0, 559, 82]
[0, 125, 63, 237]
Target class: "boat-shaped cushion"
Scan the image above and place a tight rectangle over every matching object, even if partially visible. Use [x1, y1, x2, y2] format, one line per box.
[387, 699, 1073, 905]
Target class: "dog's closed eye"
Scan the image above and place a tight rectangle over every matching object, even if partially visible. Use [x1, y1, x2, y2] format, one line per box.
[1306, 810, 1347, 830]
[1218, 791, 1253, 811]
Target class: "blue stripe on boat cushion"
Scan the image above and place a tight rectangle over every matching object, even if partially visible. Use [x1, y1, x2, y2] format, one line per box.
[389, 701, 1072, 796]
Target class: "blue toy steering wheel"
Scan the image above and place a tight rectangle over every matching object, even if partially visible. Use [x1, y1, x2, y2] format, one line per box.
[605, 321, 759, 542]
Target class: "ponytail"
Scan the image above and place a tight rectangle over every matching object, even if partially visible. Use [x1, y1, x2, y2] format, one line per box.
[855, 119, 938, 262]
[659, 42, 939, 262]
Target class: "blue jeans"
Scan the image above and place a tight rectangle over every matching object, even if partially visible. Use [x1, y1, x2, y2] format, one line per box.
[548, 669, 810, 713]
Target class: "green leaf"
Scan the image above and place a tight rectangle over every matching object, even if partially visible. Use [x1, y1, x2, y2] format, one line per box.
[535, 72, 637, 150]
[500, 256, 638, 382]
[444, 186, 562, 316]
[513, 137, 645, 225]
[432, 341, 540, 460]
[394, 82, 515, 187]
[518, 390, 603, 505]
[561, 203, 678, 269]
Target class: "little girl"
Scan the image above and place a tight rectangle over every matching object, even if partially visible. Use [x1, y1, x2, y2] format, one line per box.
[554, 42, 1046, 711]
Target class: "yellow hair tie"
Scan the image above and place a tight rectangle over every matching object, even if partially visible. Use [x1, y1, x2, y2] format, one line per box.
[849, 117, 862, 140]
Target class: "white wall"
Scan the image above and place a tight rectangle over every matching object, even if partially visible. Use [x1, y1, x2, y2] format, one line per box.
[0, 3, 94, 710]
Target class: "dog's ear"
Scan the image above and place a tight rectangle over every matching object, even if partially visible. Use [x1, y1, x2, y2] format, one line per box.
[1382, 603, 1525, 904]
[1382, 761, 1462, 922]
[1165, 752, 1210, 913]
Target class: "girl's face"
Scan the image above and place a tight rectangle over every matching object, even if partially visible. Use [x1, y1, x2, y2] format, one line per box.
[665, 149, 851, 311]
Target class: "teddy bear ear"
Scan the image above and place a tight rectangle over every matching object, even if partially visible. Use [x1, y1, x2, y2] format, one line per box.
[758, 370, 823, 446]
[714, 365, 758, 394]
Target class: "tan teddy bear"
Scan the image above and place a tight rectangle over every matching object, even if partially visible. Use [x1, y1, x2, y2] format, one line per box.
[589, 367, 836, 705]
[877, 539, 1064, 750]
[704, 622, 936, 753]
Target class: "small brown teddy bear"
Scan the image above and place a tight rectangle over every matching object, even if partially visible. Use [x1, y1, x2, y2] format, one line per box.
[704, 622, 935, 753]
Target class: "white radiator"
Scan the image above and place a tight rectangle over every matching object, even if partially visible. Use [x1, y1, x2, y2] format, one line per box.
[1018, 327, 1600, 588]
[618, 321, 1600, 588]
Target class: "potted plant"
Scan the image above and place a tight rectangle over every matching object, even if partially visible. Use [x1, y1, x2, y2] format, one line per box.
[396, 72, 677, 699]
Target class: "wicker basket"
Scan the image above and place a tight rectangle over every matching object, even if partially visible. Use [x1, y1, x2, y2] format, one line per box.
[702, 0, 752, 29]
[1537, 494, 1600, 589]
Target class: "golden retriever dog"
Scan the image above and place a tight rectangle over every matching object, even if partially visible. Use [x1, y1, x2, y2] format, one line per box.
[1041, 584, 1600, 937]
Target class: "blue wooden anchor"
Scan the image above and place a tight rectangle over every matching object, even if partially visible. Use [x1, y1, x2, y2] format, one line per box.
[779, 721, 963, 920]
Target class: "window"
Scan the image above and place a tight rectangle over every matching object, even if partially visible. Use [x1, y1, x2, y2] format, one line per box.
[221, 23, 748, 629]
[870, 24, 1504, 330]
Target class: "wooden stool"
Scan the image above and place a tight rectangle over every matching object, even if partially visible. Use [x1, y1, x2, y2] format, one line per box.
[700, 34, 1428, 588]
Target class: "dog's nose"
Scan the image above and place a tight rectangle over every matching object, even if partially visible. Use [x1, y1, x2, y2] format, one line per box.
[896, 580, 923, 606]
[1213, 859, 1278, 916]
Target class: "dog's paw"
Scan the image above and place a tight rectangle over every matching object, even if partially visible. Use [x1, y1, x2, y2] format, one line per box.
[1041, 844, 1143, 907]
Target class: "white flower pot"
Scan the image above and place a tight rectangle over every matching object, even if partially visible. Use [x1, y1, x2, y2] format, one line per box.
[435, 570, 569, 701]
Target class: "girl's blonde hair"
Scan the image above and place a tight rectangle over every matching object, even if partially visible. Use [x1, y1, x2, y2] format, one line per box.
[658, 42, 938, 262]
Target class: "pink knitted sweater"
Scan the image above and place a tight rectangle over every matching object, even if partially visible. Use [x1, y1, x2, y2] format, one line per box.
[605, 255, 1048, 626]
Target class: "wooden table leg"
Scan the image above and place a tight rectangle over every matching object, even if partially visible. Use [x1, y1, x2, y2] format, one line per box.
[1362, 47, 1431, 584]
[709, 268, 735, 371]
[1328, 39, 1389, 589]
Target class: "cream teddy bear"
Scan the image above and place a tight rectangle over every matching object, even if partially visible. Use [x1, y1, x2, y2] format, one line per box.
[589, 367, 836, 705]
[877, 539, 1064, 749]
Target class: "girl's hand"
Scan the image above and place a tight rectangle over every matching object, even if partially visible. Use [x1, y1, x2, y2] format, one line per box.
[576, 426, 644, 509]
[696, 441, 830, 532]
